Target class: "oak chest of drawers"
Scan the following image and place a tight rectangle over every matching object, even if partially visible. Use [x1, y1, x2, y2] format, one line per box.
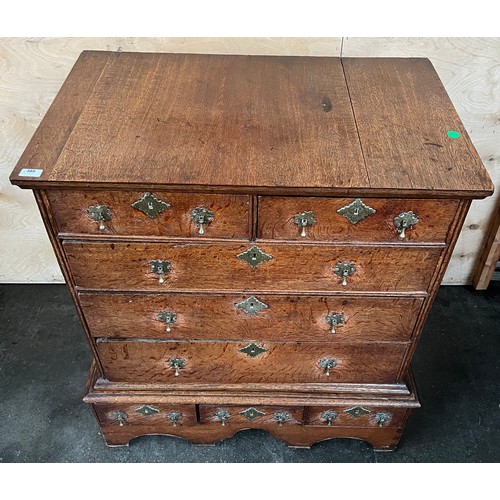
[10, 51, 493, 451]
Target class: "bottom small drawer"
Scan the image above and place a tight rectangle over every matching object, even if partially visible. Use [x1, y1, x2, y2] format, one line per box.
[199, 405, 304, 427]
[305, 405, 408, 428]
[94, 403, 196, 428]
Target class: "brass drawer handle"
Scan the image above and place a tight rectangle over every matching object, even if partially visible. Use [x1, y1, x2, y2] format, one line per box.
[394, 211, 419, 239]
[87, 204, 112, 231]
[214, 409, 230, 426]
[191, 207, 214, 235]
[293, 210, 316, 237]
[326, 312, 345, 334]
[321, 410, 337, 426]
[319, 358, 337, 377]
[131, 192, 171, 218]
[111, 410, 128, 426]
[158, 310, 177, 332]
[166, 411, 183, 427]
[150, 259, 172, 284]
[374, 412, 392, 427]
[333, 261, 355, 286]
[273, 412, 291, 427]
[168, 356, 187, 376]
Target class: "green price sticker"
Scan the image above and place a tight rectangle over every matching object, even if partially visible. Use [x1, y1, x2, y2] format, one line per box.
[447, 130, 461, 139]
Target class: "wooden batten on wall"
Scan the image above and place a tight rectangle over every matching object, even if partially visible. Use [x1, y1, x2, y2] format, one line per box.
[0, 37, 498, 284]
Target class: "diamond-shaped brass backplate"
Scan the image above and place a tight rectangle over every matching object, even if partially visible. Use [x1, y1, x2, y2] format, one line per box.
[239, 342, 268, 358]
[132, 192, 171, 218]
[236, 245, 273, 269]
[240, 407, 266, 420]
[236, 296, 269, 316]
[135, 405, 160, 416]
[344, 406, 371, 418]
[337, 198, 376, 224]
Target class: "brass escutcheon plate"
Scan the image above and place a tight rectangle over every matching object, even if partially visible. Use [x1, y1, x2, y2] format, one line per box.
[236, 245, 273, 269]
[337, 198, 376, 224]
[236, 296, 269, 316]
[131, 192, 171, 218]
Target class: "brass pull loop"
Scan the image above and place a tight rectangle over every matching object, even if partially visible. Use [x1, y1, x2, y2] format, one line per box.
[326, 312, 345, 334]
[374, 412, 392, 427]
[273, 412, 291, 427]
[166, 411, 183, 427]
[321, 410, 337, 426]
[168, 356, 187, 376]
[87, 204, 112, 231]
[150, 259, 172, 284]
[111, 411, 128, 426]
[319, 358, 337, 377]
[191, 207, 214, 235]
[214, 409, 230, 426]
[394, 211, 419, 239]
[293, 211, 316, 237]
[158, 310, 177, 333]
[333, 261, 355, 286]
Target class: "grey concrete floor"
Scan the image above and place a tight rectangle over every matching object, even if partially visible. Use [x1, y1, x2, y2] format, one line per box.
[0, 283, 498, 462]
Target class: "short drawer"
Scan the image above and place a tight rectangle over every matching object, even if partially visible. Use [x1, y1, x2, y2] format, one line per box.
[81, 292, 423, 342]
[94, 403, 196, 428]
[47, 189, 250, 239]
[258, 196, 459, 243]
[199, 405, 304, 427]
[96, 340, 408, 384]
[64, 241, 442, 293]
[305, 405, 408, 428]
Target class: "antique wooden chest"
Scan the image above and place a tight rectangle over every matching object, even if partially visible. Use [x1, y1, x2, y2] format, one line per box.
[10, 52, 493, 450]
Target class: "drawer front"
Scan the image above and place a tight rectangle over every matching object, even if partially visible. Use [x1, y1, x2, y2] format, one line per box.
[94, 403, 196, 427]
[65, 241, 442, 292]
[305, 405, 407, 428]
[47, 189, 250, 239]
[81, 292, 423, 342]
[96, 340, 408, 384]
[199, 405, 303, 427]
[258, 196, 459, 243]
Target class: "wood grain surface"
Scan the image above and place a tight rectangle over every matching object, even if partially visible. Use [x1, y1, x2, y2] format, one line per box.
[47, 189, 251, 239]
[342, 57, 492, 196]
[79, 292, 423, 342]
[96, 339, 408, 384]
[199, 405, 304, 426]
[12, 53, 367, 192]
[96, 418, 407, 449]
[94, 403, 197, 426]
[305, 405, 406, 428]
[63, 241, 442, 293]
[341, 37, 500, 284]
[258, 196, 459, 243]
[2, 38, 498, 284]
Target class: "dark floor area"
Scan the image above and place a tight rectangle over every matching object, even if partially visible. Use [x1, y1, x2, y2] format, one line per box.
[0, 284, 498, 463]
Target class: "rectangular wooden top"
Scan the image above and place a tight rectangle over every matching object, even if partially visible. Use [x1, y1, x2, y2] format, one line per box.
[10, 51, 493, 198]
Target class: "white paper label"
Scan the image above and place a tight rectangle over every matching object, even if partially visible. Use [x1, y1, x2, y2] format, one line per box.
[19, 168, 43, 177]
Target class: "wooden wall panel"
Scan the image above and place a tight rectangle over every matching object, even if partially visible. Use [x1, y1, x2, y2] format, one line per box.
[1, 37, 497, 284]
